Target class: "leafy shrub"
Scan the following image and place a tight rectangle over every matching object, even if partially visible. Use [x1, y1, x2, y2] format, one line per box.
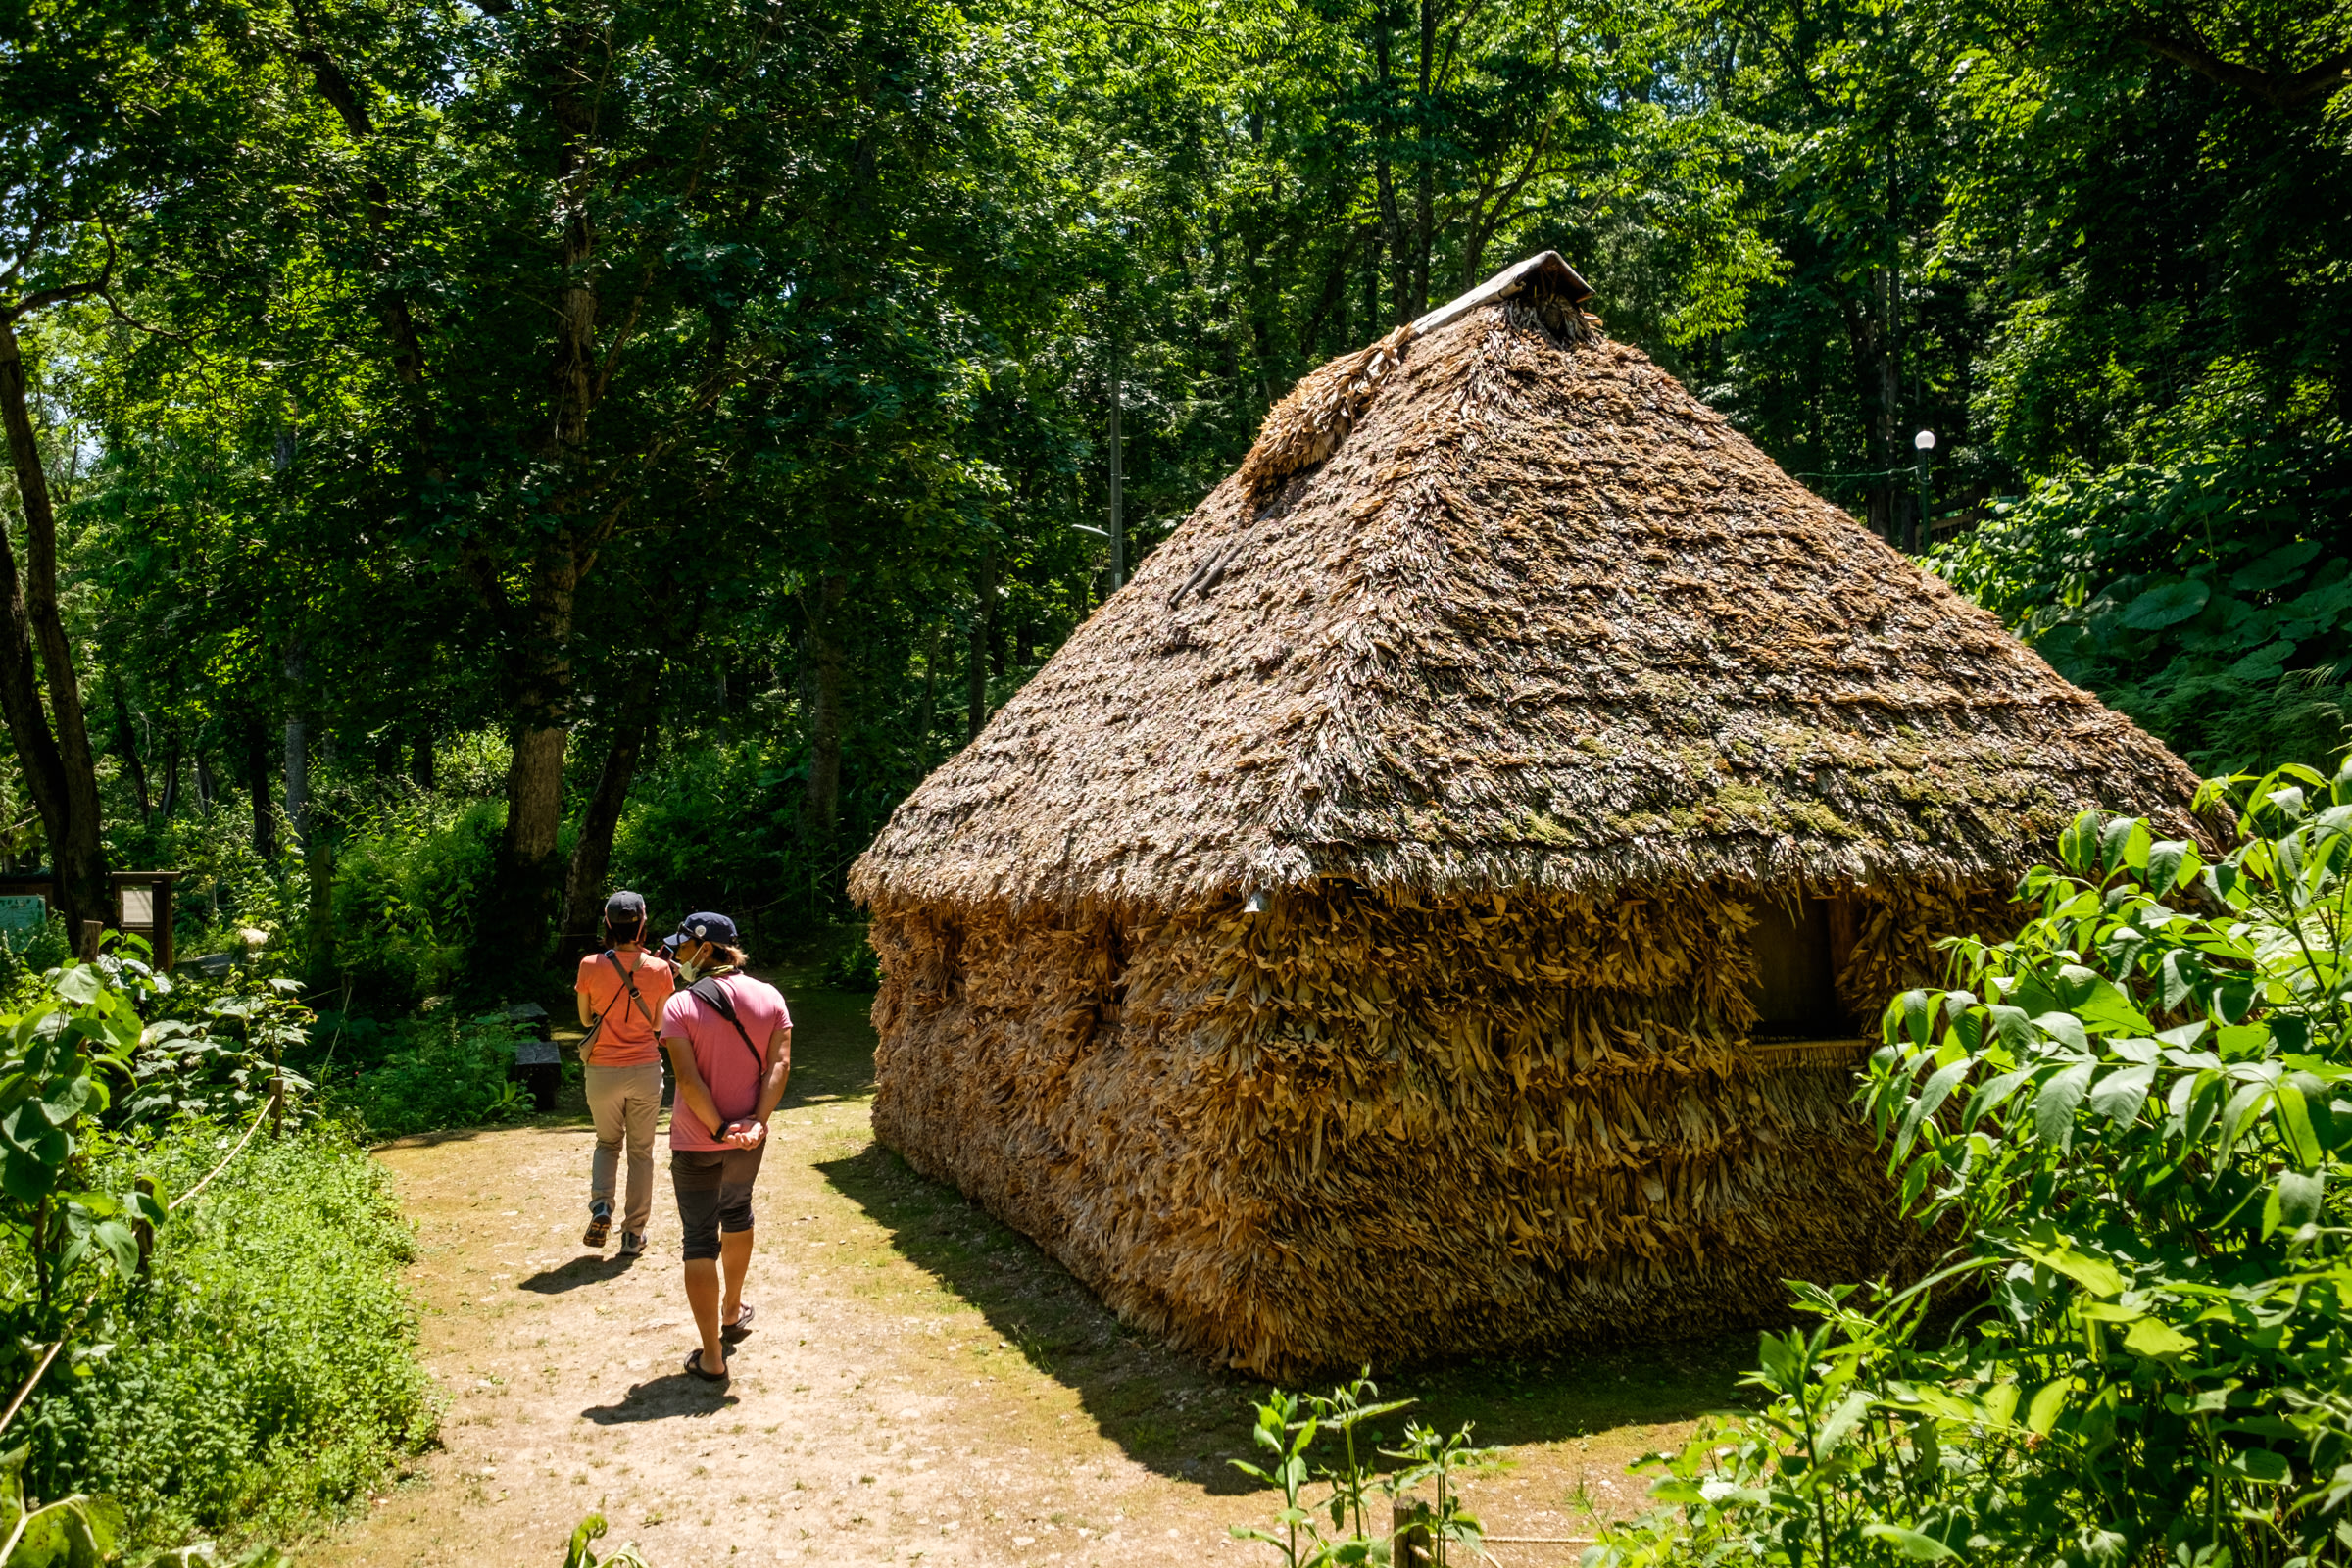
[822, 930, 882, 992]
[1936, 412, 2352, 774]
[328, 792, 502, 1010]
[17, 1119, 436, 1551]
[329, 1007, 533, 1138]
[126, 971, 314, 1127]
[1231, 1373, 1498, 1567]
[0, 914, 73, 996]
[1591, 760, 2352, 1567]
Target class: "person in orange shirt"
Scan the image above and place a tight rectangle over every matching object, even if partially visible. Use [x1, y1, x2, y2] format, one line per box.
[574, 891, 677, 1255]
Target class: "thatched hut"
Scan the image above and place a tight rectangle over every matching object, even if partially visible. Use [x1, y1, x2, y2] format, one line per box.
[849, 253, 2198, 1377]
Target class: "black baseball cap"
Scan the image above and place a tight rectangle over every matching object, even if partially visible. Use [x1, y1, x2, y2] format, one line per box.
[604, 891, 649, 934]
[663, 911, 739, 950]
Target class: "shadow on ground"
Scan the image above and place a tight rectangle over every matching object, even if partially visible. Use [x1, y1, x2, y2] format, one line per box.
[579, 1371, 741, 1424]
[818, 1138, 1759, 1491]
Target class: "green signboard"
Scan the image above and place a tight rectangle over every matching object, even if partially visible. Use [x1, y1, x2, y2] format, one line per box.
[0, 896, 46, 934]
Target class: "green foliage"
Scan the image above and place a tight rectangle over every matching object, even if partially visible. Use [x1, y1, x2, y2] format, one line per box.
[1231, 1373, 1494, 1568]
[821, 931, 882, 994]
[327, 792, 503, 1011]
[0, 1441, 123, 1568]
[563, 1514, 652, 1568]
[125, 972, 312, 1128]
[327, 1008, 533, 1140]
[1936, 411, 2352, 772]
[16, 1120, 434, 1553]
[0, 954, 171, 1317]
[1588, 759, 2352, 1567]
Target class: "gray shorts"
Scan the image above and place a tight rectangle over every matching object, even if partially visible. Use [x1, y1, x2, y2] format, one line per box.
[670, 1144, 764, 1260]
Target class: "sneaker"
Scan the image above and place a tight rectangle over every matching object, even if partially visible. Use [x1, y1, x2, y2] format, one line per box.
[617, 1230, 647, 1256]
[583, 1200, 612, 1249]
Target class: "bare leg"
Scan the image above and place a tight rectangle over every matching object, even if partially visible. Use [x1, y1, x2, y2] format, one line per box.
[719, 1227, 753, 1325]
[683, 1258, 725, 1374]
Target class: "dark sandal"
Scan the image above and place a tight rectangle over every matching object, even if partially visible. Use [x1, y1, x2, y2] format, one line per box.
[722, 1302, 756, 1344]
[683, 1348, 729, 1383]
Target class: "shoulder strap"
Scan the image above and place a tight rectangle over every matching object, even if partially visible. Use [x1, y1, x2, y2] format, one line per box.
[608, 951, 662, 1030]
[579, 949, 619, 1058]
[688, 974, 767, 1075]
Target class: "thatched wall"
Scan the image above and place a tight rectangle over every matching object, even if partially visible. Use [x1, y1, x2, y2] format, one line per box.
[869, 879, 1979, 1377]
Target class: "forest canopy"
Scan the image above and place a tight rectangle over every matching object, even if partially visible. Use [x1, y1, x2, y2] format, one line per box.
[0, 0, 2345, 994]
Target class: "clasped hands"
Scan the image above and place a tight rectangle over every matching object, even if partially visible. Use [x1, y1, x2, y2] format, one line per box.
[718, 1117, 766, 1149]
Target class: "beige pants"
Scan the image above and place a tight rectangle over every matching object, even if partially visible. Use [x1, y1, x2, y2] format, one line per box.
[584, 1062, 663, 1237]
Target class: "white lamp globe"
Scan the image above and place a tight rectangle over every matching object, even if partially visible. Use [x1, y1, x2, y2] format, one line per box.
[1914, 429, 1936, 451]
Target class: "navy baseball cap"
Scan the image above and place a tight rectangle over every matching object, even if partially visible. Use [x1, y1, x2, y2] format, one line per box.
[663, 911, 739, 950]
[604, 891, 648, 931]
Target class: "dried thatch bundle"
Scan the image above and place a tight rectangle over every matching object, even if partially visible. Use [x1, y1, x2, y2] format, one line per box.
[852, 252, 2198, 1376]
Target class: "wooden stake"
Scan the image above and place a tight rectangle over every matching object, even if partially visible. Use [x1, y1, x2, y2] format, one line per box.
[77, 921, 100, 962]
[1392, 1498, 1434, 1568]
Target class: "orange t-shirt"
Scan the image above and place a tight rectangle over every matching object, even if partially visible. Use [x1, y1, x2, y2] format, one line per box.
[574, 949, 677, 1067]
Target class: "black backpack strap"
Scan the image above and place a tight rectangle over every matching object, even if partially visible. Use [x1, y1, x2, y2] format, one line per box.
[687, 975, 767, 1077]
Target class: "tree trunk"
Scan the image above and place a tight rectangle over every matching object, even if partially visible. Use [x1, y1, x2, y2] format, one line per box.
[194, 744, 216, 813]
[245, 714, 276, 864]
[282, 652, 310, 852]
[802, 572, 849, 853]
[411, 725, 435, 792]
[561, 660, 665, 953]
[492, 548, 580, 950]
[158, 731, 181, 820]
[109, 670, 151, 820]
[965, 545, 994, 741]
[0, 314, 107, 934]
[912, 620, 942, 767]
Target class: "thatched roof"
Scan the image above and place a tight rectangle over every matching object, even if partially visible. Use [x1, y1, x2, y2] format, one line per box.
[853, 254, 2198, 913]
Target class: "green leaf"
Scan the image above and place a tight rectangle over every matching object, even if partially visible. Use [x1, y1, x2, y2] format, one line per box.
[1898, 1059, 1973, 1155]
[52, 966, 103, 1006]
[2123, 1318, 2195, 1357]
[2272, 1170, 2324, 1232]
[2145, 840, 2191, 891]
[2230, 540, 2321, 592]
[2034, 1012, 2090, 1051]
[2087, 1063, 2155, 1125]
[2120, 579, 2211, 629]
[2026, 1380, 2069, 1435]
[2014, 1237, 2124, 1298]
[2034, 1061, 2095, 1146]
[1859, 1523, 1958, 1560]
[2228, 1448, 2293, 1485]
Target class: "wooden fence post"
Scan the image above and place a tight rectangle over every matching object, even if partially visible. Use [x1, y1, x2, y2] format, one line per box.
[78, 921, 101, 962]
[1392, 1498, 1434, 1568]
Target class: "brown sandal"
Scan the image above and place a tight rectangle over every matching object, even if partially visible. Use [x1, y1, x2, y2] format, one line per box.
[722, 1302, 755, 1344]
[683, 1348, 728, 1383]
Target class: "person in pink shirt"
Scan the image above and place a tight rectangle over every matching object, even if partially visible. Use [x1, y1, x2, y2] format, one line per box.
[658, 910, 791, 1384]
[573, 891, 676, 1256]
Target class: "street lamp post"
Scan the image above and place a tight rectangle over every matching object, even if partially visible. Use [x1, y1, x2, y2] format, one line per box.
[1912, 428, 1936, 553]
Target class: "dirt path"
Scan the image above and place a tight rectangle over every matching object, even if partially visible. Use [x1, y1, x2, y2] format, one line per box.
[309, 975, 1751, 1568]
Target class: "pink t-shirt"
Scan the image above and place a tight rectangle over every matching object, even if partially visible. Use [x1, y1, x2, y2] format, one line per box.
[662, 973, 792, 1151]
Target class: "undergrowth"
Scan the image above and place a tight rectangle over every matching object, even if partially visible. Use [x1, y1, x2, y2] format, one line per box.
[16, 1118, 438, 1551]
